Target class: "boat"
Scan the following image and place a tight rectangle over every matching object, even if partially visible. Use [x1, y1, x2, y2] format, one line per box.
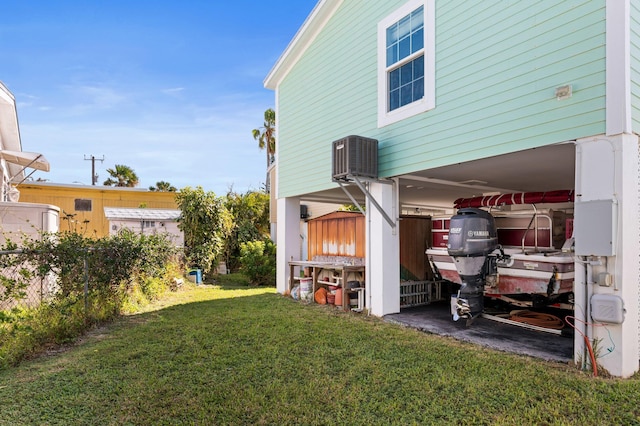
[426, 190, 575, 309]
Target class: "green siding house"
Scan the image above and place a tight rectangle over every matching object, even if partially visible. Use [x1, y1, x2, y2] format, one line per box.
[266, 0, 640, 378]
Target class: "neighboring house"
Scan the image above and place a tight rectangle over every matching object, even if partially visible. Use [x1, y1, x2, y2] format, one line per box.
[0, 82, 58, 240]
[265, 1, 639, 377]
[0, 82, 58, 308]
[18, 182, 177, 238]
[104, 207, 183, 246]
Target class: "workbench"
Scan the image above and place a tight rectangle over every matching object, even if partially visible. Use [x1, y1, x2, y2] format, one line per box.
[288, 260, 365, 311]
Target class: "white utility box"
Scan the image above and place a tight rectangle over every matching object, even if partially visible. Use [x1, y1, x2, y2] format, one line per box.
[591, 294, 625, 324]
[574, 199, 617, 256]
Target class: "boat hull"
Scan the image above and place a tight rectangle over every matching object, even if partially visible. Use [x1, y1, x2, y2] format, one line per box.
[427, 248, 574, 296]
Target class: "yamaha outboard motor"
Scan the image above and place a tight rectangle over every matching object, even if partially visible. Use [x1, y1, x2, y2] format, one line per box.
[447, 208, 500, 322]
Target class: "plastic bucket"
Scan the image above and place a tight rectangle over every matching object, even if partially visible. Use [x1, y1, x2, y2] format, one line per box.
[188, 269, 202, 284]
[326, 293, 336, 305]
[299, 278, 313, 301]
[335, 289, 342, 307]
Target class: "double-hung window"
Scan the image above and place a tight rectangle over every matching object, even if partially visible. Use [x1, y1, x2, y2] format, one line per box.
[378, 0, 435, 127]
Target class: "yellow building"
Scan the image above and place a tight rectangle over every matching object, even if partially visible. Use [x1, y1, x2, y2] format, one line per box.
[17, 182, 178, 238]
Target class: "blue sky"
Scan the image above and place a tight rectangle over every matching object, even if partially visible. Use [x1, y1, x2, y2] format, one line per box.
[1, 0, 317, 194]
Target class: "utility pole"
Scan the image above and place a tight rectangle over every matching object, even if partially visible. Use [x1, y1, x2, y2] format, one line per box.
[84, 155, 105, 185]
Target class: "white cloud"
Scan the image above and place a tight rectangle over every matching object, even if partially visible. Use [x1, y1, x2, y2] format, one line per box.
[161, 87, 185, 96]
[73, 85, 128, 109]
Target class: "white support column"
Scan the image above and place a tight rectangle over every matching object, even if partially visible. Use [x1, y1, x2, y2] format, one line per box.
[605, 0, 631, 136]
[574, 134, 639, 377]
[366, 181, 400, 316]
[276, 196, 301, 294]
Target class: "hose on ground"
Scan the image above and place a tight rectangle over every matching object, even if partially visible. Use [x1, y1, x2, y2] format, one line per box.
[508, 310, 565, 330]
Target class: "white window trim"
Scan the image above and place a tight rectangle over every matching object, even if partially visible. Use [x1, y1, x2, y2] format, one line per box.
[377, 0, 435, 128]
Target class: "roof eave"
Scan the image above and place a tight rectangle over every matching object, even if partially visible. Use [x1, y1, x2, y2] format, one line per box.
[0, 82, 25, 181]
[264, 0, 343, 90]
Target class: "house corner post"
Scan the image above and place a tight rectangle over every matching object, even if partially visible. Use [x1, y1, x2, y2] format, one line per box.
[276, 196, 301, 294]
[574, 134, 640, 377]
[366, 181, 400, 316]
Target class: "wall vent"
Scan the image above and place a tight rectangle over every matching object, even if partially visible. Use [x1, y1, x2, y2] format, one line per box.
[332, 135, 378, 181]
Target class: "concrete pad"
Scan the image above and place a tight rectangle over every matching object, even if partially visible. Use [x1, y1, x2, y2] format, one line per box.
[385, 302, 573, 363]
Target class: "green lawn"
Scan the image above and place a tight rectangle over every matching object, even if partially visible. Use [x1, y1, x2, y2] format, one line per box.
[1, 285, 639, 425]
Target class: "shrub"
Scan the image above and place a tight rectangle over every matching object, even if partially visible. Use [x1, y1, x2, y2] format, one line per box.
[0, 300, 86, 368]
[223, 190, 270, 272]
[0, 229, 183, 369]
[239, 239, 276, 286]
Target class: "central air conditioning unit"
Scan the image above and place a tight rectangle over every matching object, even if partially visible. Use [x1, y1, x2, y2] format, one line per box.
[332, 135, 378, 181]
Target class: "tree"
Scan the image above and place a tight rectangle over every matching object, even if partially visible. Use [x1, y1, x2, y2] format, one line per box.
[223, 189, 270, 272]
[175, 186, 231, 275]
[149, 181, 177, 192]
[251, 108, 276, 170]
[103, 164, 139, 187]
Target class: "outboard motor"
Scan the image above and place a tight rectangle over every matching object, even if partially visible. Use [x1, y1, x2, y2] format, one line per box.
[447, 208, 500, 323]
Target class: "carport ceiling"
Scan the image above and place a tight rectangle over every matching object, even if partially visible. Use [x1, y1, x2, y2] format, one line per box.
[301, 143, 576, 209]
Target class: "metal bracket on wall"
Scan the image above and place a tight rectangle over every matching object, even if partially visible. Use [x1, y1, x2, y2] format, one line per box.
[336, 175, 396, 231]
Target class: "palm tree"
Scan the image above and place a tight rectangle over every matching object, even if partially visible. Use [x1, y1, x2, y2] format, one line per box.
[149, 181, 177, 192]
[103, 164, 139, 187]
[251, 108, 276, 169]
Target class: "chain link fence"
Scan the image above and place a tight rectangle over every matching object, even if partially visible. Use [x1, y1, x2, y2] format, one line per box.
[0, 249, 63, 310]
[0, 236, 180, 315]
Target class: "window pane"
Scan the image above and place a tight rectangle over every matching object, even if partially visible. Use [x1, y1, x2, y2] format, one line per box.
[413, 77, 424, 101]
[414, 55, 424, 79]
[400, 62, 413, 85]
[387, 45, 397, 67]
[390, 68, 400, 90]
[399, 36, 411, 61]
[390, 89, 400, 111]
[400, 85, 413, 107]
[398, 15, 411, 39]
[386, 25, 398, 47]
[75, 199, 92, 212]
[411, 6, 424, 31]
[412, 28, 424, 53]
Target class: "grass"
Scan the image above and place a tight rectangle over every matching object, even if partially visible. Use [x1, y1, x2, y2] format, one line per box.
[210, 272, 252, 286]
[1, 285, 639, 425]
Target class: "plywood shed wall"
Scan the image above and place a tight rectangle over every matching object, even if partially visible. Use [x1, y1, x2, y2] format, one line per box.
[399, 216, 432, 281]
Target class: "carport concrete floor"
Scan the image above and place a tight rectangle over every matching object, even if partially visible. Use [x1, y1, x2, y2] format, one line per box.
[385, 302, 573, 363]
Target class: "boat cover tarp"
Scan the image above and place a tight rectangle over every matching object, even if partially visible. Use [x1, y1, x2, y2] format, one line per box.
[453, 190, 574, 209]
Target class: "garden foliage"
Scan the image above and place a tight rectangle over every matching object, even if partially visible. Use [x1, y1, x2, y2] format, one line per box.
[223, 189, 270, 272]
[239, 238, 276, 286]
[175, 186, 230, 275]
[0, 229, 181, 368]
